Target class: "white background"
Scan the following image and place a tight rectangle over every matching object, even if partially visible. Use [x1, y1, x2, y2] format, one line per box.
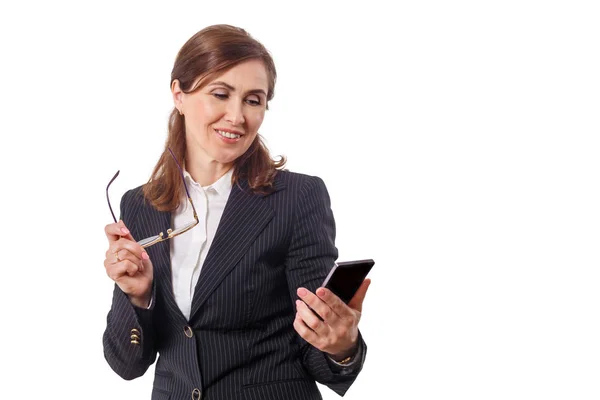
[1, 1, 599, 399]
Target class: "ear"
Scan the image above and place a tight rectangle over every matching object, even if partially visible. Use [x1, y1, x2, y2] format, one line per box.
[171, 79, 183, 112]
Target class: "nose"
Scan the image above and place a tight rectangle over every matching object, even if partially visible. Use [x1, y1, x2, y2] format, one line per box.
[225, 100, 245, 126]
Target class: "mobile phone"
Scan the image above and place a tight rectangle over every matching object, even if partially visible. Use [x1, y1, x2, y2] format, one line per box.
[321, 259, 375, 304]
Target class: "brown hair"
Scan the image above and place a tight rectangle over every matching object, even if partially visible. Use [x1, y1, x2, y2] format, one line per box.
[143, 24, 286, 212]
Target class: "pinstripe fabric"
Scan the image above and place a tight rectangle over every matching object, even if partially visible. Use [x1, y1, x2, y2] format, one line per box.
[103, 171, 367, 400]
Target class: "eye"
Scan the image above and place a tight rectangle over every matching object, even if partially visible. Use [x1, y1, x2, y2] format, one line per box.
[212, 92, 228, 100]
[245, 96, 262, 106]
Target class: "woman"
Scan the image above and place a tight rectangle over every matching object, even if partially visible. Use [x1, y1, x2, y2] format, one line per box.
[103, 24, 370, 400]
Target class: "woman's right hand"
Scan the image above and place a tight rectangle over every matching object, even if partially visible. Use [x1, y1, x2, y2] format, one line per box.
[104, 220, 153, 308]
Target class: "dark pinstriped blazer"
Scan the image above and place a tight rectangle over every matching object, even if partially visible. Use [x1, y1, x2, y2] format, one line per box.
[103, 170, 367, 400]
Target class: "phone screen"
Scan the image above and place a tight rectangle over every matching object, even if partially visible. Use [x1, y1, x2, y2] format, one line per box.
[323, 259, 374, 304]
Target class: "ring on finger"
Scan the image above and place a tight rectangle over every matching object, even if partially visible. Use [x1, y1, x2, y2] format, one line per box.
[115, 251, 121, 263]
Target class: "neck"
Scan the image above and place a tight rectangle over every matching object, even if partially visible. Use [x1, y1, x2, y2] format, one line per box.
[185, 156, 233, 187]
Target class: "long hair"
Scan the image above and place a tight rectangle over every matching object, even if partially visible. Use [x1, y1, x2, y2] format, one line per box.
[143, 24, 286, 212]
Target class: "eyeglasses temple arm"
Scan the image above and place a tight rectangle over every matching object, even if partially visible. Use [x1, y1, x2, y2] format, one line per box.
[106, 170, 120, 223]
[167, 148, 199, 221]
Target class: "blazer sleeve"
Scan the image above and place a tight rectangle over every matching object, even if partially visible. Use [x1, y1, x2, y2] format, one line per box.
[102, 189, 157, 380]
[285, 175, 367, 396]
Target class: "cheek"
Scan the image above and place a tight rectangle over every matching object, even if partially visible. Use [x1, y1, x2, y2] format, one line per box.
[247, 112, 265, 131]
[189, 100, 222, 127]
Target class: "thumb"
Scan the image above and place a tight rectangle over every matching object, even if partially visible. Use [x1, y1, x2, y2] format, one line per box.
[348, 278, 371, 312]
[118, 220, 136, 242]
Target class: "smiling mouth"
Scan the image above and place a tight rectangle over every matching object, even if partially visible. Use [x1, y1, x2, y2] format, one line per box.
[215, 129, 242, 139]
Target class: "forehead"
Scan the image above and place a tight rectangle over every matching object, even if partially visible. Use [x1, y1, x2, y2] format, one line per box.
[209, 59, 269, 90]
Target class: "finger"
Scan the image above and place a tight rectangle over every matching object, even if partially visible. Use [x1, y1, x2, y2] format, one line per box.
[347, 278, 371, 312]
[315, 286, 354, 319]
[104, 259, 140, 281]
[140, 254, 152, 276]
[296, 288, 337, 324]
[293, 312, 320, 347]
[124, 260, 140, 276]
[295, 300, 329, 336]
[105, 220, 135, 243]
[109, 238, 148, 261]
[105, 249, 145, 272]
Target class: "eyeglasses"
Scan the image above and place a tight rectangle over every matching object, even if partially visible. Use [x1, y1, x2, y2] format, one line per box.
[106, 148, 199, 248]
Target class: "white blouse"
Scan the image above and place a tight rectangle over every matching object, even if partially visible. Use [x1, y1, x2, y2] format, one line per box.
[170, 168, 234, 320]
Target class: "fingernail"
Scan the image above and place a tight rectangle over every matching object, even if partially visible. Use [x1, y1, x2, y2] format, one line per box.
[297, 288, 307, 297]
[121, 228, 129, 234]
[317, 288, 326, 297]
[141, 252, 149, 260]
[296, 300, 303, 307]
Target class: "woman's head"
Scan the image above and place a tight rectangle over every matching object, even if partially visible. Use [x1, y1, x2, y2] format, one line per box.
[145, 25, 285, 211]
[171, 24, 276, 105]
[173, 58, 269, 168]
[172, 25, 277, 168]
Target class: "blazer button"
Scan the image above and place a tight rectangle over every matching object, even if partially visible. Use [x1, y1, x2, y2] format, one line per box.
[131, 328, 141, 345]
[192, 388, 201, 399]
[184, 326, 193, 338]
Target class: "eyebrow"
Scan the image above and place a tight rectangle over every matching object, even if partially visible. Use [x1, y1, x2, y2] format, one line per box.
[208, 81, 267, 97]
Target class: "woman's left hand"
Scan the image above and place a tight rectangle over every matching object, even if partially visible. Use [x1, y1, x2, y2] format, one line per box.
[294, 279, 371, 361]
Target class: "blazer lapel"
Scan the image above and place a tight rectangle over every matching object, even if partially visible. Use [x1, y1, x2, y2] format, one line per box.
[189, 180, 275, 320]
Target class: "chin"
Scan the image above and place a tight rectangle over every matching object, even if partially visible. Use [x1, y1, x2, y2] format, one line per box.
[212, 151, 244, 165]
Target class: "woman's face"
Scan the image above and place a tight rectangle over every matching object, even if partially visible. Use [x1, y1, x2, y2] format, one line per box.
[173, 59, 269, 168]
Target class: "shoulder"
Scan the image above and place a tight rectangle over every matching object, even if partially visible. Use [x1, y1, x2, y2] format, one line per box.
[272, 171, 335, 229]
[274, 170, 328, 194]
[271, 170, 332, 209]
[119, 184, 149, 213]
